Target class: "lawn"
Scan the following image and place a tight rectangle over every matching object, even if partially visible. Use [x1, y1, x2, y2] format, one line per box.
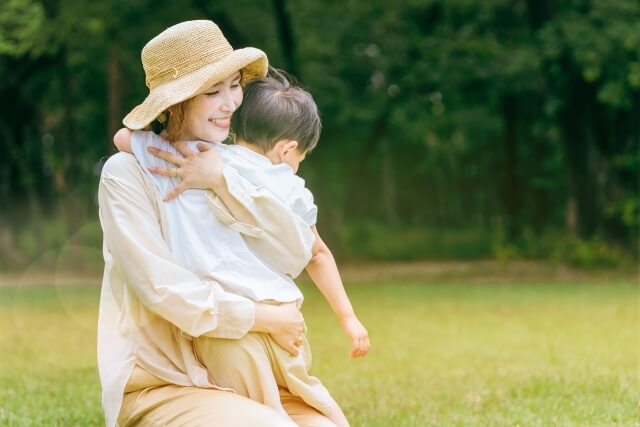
[0, 272, 638, 426]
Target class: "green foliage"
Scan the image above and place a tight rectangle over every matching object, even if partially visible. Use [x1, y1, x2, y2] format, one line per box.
[342, 221, 493, 260]
[492, 228, 631, 268]
[341, 221, 631, 268]
[0, 217, 103, 272]
[0, 0, 45, 56]
[0, 0, 638, 262]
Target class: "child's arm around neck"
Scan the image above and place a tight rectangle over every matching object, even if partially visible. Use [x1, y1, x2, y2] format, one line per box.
[113, 128, 133, 153]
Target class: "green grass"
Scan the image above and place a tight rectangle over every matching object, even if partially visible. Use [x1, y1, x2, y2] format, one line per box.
[0, 278, 638, 426]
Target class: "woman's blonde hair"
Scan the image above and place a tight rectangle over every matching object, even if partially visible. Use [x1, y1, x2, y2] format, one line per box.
[145, 100, 188, 142]
[164, 102, 188, 142]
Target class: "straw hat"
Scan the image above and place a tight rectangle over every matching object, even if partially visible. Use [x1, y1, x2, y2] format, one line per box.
[123, 20, 268, 130]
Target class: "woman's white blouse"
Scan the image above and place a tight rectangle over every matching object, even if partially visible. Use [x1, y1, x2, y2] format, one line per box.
[130, 131, 315, 303]
[97, 148, 314, 427]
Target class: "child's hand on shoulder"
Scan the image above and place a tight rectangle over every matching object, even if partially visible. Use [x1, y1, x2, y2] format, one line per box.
[340, 314, 369, 358]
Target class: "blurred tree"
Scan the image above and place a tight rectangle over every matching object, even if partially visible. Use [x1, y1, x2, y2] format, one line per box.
[0, 0, 637, 265]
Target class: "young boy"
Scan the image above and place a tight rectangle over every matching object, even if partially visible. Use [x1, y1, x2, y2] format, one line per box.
[115, 69, 368, 426]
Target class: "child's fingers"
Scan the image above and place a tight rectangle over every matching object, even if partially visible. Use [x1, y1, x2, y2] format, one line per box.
[349, 340, 359, 358]
[350, 339, 365, 358]
[356, 336, 369, 357]
[358, 342, 367, 357]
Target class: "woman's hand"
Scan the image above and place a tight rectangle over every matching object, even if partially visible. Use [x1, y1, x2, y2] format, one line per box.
[147, 142, 225, 201]
[253, 302, 305, 356]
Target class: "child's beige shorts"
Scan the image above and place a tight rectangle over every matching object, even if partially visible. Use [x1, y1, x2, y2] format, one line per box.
[194, 331, 339, 421]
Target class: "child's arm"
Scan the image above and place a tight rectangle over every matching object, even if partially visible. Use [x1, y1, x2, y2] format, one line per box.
[305, 225, 370, 358]
[113, 128, 133, 153]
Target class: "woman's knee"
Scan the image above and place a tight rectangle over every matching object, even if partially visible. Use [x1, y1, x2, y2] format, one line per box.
[126, 386, 296, 427]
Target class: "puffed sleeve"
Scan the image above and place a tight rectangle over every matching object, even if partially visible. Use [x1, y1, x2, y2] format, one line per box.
[98, 152, 255, 339]
[205, 165, 315, 278]
[288, 185, 318, 227]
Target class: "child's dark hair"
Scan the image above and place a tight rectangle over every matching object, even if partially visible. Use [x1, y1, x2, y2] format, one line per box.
[232, 67, 321, 153]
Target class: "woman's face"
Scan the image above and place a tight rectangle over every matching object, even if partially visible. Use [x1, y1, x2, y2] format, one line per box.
[181, 71, 243, 142]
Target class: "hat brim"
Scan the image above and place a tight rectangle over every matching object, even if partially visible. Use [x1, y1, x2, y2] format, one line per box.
[123, 47, 268, 130]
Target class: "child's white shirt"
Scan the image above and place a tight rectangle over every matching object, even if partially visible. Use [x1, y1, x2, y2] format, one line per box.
[215, 143, 317, 227]
[130, 131, 316, 304]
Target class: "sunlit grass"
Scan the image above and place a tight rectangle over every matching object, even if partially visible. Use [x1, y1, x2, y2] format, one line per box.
[0, 278, 638, 426]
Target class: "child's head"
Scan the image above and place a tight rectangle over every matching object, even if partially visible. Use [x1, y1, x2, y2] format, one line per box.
[232, 68, 321, 172]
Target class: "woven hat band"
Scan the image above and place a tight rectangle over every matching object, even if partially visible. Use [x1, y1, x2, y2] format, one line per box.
[145, 45, 234, 89]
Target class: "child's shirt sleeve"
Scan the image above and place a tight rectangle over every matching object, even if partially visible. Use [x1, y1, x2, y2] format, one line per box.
[204, 168, 315, 278]
[206, 147, 316, 278]
[129, 131, 184, 195]
[287, 178, 318, 227]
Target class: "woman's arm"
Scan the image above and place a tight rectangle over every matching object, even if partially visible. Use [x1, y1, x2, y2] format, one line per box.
[99, 152, 303, 352]
[253, 302, 305, 356]
[147, 143, 316, 277]
[305, 226, 370, 358]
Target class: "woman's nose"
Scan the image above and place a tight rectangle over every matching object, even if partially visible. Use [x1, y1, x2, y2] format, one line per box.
[219, 89, 236, 113]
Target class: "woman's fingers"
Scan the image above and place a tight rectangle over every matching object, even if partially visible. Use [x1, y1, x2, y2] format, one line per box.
[266, 302, 304, 357]
[197, 142, 211, 152]
[276, 334, 300, 356]
[287, 344, 300, 357]
[163, 184, 187, 201]
[148, 166, 181, 177]
[173, 141, 198, 158]
[147, 146, 186, 166]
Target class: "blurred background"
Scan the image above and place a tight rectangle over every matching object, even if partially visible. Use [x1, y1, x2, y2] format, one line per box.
[1, 2, 639, 426]
[0, 0, 638, 271]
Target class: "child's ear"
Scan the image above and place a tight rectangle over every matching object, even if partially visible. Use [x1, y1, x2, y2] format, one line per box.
[282, 140, 299, 155]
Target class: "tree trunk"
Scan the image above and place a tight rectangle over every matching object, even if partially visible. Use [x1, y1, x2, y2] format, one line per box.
[107, 42, 122, 153]
[380, 137, 399, 225]
[525, 0, 552, 30]
[272, 0, 300, 79]
[345, 105, 392, 220]
[560, 81, 600, 238]
[57, 46, 79, 233]
[502, 95, 521, 240]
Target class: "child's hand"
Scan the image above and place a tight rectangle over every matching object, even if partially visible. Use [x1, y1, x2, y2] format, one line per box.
[340, 315, 369, 358]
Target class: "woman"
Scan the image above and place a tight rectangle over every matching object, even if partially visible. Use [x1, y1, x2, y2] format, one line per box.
[98, 20, 334, 427]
